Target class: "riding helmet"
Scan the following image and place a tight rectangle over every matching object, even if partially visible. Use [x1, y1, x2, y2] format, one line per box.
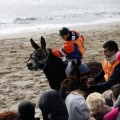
[59, 27, 70, 36]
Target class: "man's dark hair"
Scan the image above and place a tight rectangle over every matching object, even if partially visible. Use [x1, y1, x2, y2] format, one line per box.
[111, 84, 120, 100]
[59, 27, 70, 36]
[103, 40, 118, 52]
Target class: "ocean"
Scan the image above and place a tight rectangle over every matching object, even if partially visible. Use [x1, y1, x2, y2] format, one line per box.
[0, 0, 120, 35]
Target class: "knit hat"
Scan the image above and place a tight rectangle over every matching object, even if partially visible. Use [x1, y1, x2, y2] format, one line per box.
[38, 89, 68, 120]
[18, 101, 35, 119]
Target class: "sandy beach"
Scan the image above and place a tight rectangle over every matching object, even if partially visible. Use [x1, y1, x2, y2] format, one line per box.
[0, 21, 120, 119]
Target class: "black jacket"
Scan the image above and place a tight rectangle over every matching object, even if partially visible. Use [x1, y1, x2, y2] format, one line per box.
[38, 89, 68, 120]
[89, 63, 120, 93]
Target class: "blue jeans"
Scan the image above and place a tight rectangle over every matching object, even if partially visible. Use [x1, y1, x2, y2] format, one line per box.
[65, 59, 89, 77]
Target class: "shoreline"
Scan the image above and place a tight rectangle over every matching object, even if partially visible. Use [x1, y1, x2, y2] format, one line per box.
[0, 21, 120, 119]
[0, 21, 120, 40]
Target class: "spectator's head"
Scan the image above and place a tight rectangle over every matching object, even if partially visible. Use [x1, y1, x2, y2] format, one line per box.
[102, 90, 113, 106]
[17, 101, 35, 120]
[38, 89, 68, 120]
[111, 83, 120, 102]
[103, 40, 118, 58]
[86, 92, 106, 119]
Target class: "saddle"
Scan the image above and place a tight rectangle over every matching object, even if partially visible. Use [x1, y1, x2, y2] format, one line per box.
[62, 58, 89, 77]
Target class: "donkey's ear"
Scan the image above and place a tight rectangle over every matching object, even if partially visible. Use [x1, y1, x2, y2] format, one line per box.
[30, 38, 40, 50]
[41, 36, 46, 49]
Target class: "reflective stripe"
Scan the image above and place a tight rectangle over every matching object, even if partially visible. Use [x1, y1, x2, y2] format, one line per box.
[59, 49, 66, 56]
[58, 50, 63, 57]
[61, 48, 69, 54]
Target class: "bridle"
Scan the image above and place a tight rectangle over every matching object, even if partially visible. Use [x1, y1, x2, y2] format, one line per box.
[28, 48, 49, 70]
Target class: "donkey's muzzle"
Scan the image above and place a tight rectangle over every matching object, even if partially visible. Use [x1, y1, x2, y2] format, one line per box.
[27, 63, 33, 70]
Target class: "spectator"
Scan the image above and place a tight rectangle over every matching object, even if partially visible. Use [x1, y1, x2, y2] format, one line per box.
[16, 101, 40, 120]
[102, 90, 113, 106]
[38, 89, 68, 120]
[86, 92, 111, 120]
[65, 90, 90, 120]
[104, 84, 120, 120]
[88, 40, 120, 93]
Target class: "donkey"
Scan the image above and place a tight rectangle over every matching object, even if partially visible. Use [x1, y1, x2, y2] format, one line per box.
[27, 36, 66, 91]
[60, 61, 90, 100]
[27, 36, 104, 91]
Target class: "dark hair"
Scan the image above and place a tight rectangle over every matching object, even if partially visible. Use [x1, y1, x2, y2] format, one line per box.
[111, 84, 120, 100]
[103, 40, 118, 52]
[59, 27, 69, 36]
[38, 89, 68, 120]
[59, 79, 77, 100]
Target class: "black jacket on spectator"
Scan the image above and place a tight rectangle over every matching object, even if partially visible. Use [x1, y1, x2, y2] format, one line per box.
[90, 63, 120, 93]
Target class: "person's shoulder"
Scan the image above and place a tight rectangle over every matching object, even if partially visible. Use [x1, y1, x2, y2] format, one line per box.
[64, 41, 73, 45]
[66, 91, 84, 102]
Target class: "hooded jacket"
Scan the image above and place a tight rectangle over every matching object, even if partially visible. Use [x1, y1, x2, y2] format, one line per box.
[38, 89, 68, 120]
[17, 101, 40, 120]
[52, 31, 84, 59]
[65, 91, 90, 120]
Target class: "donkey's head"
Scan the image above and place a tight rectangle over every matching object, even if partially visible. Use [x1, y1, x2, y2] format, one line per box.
[27, 36, 49, 70]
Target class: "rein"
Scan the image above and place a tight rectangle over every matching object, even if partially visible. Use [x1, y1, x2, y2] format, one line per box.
[38, 55, 49, 69]
[29, 49, 49, 70]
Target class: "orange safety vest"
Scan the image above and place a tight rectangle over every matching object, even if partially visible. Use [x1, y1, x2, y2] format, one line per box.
[102, 59, 119, 81]
[71, 30, 85, 56]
